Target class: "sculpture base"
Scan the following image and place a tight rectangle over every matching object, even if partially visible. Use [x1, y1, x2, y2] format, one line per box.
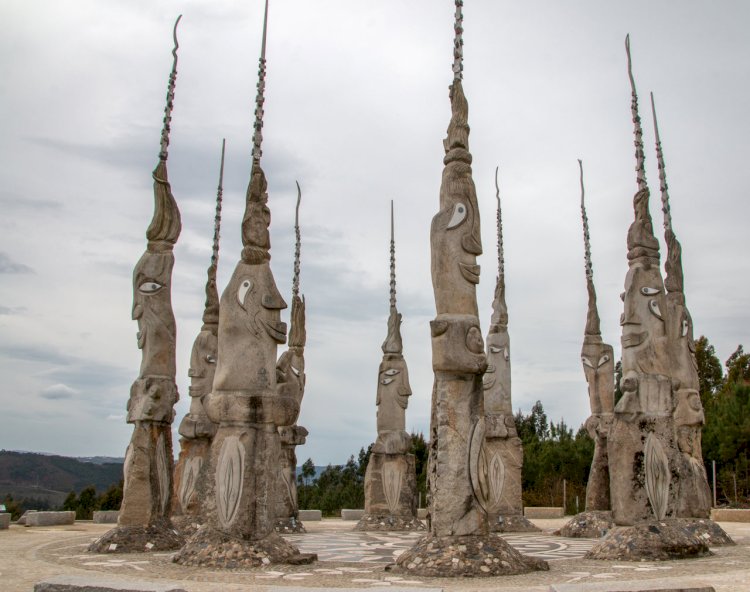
[585, 519, 712, 561]
[389, 533, 548, 577]
[274, 517, 307, 534]
[88, 521, 184, 553]
[170, 515, 203, 538]
[557, 510, 614, 538]
[173, 525, 316, 568]
[681, 517, 734, 546]
[354, 514, 426, 532]
[489, 514, 541, 533]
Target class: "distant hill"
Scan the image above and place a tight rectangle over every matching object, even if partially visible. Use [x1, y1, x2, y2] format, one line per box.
[0, 450, 123, 507]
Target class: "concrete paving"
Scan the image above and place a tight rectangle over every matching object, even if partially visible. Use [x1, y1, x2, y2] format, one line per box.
[1, 518, 749, 591]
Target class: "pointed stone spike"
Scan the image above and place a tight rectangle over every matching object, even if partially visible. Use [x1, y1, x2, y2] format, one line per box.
[159, 15, 182, 163]
[625, 34, 648, 193]
[252, 0, 270, 164]
[452, 0, 464, 81]
[579, 159, 601, 337]
[292, 180, 302, 299]
[650, 92, 672, 233]
[201, 139, 225, 330]
[494, 166, 504, 282]
[389, 199, 396, 311]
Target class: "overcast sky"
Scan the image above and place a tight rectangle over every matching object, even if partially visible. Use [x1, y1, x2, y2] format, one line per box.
[1, 1, 748, 465]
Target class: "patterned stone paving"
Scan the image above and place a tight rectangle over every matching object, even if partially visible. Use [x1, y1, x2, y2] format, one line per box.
[284, 530, 595, 563]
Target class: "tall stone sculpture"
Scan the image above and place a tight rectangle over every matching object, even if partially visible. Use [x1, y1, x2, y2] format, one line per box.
[650, 93, 732, 545]
[394, 1, 546, 576]
[479, 168, 538, 533]
[274, 182, 310, 534]
[175, 1, 314, 567]
[587, 35, 712, 560]
[172, 139, 225, 534]
[89, 16, 185, 554]
[559, 160, 616, 538]
[356, 201, 423, 532]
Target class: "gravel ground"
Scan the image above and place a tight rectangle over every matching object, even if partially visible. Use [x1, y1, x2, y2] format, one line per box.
[2, 518, 750, 591]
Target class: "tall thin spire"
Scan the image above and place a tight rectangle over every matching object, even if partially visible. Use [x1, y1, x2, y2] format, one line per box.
[252, 0, 269, 165]
[212, 139, 226, 269]
[292, 181, 302, 300]
[495, 166, 504, 283]
[650, 92, 672, 233]
[579, 159, 601, 337]
[490, 166, 508, 328]
[202, 139, 225, 330]
[625, 34, 648, 193]
[389, 200, 397, 311]
[452, 0, 464, 82]
[159, 15, 182, 163]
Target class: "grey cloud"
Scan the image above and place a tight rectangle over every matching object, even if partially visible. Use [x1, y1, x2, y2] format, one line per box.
[0, 252, 34, 274]
[40, 383, 78, 400]
[0, 343, 75, 366]
[0, 305, 26, 315]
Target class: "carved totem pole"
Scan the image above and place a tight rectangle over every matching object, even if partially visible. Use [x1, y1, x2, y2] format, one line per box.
[560, 161, 616, 538]
[89, 16, 185, 553]
[478, 168, 538, 533]
[587, 35, 712, 560]
[175, 1, 314, 567]
[172, 139, 225, 531]
[395, 1, 547, 576]
[274, 182, 310, 534]
[356, 201, 423, 532]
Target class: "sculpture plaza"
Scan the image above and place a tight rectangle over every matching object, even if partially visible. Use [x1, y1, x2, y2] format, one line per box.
[3, 1, 748, 592]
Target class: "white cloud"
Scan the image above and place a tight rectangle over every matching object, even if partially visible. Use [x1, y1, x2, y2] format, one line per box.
[39, 383, 79, 400]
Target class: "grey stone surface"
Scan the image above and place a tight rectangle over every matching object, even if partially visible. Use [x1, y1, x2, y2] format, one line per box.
[524, 507, 564, 519]
[711, 508, 750, 522]
[341, 509, 364, 520]
[92, 511, 119, 524]
[558, 510, 614, 538]
[297, 509, 321, 521]
[0, 512, 10, 529]
[26, 511, 75, 526]
[417, 508, 428, 519]
[98, 18, 183, 554]
[18, 509, 37, 525]
[550, 583, 714, 592]
[34, 574, 186, 592]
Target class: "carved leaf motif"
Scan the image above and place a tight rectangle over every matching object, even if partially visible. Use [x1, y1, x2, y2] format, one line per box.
[280, 463, 294, 508]
[468, 417, 489, 514]
[155, 433, 170, 516]
[178, 457, 203, 513]
[383, 461, 403, 514]
[488, 451, 505, 510]
[644, 433, 670, 520]
[216, 436, 245, 528]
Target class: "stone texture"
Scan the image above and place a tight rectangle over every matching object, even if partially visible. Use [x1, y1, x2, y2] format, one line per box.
[0, 512, 10, 529]
[357, 453, 423, 531]
[490, 514, 542, 533]
[92, 511, 119, 524]
[710, 508, 750, 522]
[585, 519, 712, 561]
[550, 584, 715, 592]
[89, 522, 184, 553]
[34, 575, 187, 592]
[97, 20, 183, 554]
[557, 510, 614, 538]
[680, 517, 735, 546]
[524, 507, 564, 519]
[26, 511, 75, 527]
[17, 509, 36, 525]
[355, 514, 425, 532]
[341, 509, 365, 520]
[274, 515, 306, 533]
[297, 509, 321, 521]
[174, 8, 307, 567]
[395, 4, 546, 577]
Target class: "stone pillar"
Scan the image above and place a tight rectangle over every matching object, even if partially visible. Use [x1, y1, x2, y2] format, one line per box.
[89, 17, 185, 554]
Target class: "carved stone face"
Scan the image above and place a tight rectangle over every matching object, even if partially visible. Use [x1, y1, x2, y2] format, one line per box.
[430, 315, 487, 374]
[581, 340, 615, 415]
[276, 348, 305, 413]
[483, 328, 511, 415]
[188, 330, 218, 399]
[376, 356, 411, 435]
[132, 249, 176, 378]
[211, 261, 287, 395]
[620, 262, 669, 377]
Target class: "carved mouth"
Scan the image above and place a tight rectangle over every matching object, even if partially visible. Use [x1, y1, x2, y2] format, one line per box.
[137, 331, 145, 349]
[261, 319, 287, 344]
[459, 262, 480, 284]
[622, 331, 648, 348]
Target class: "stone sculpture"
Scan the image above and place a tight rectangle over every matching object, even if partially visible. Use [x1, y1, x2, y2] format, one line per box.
[356, 202, 423, 532]
[89, 16, 185, 554]
[479, 168, 538, 533]
[172, 139, 225, 534]
[394, 1, 547, 576]
[587, 35, 720, 560]
[559, 160, 615, 538]
[175, 1, 314, 567]
[274, 182, 310, 534]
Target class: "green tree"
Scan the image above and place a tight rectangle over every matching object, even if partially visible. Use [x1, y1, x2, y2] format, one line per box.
[695, 335, 724, 409]
[300, 458, 316, 485]
[725, 345, 750, 387]
[97, 481, 123, 511]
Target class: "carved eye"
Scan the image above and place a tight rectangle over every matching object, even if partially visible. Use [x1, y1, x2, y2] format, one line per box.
[447, 202, 467, 229]
[237, 279, 253, 307]
[384, 369, 400, 376]
[206, 354, 216, 364]
[682, 319, 689, 337]
[582, 356, 594, 368]
[598, 354, 610, 367]
[291, 366, 300, 377]
[381, 378, 394, 385]
[641, 287, 660, 296]
[139, 281, 163, 294]
[649, 299, 663, 319]
[489, 346, 502, 354]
